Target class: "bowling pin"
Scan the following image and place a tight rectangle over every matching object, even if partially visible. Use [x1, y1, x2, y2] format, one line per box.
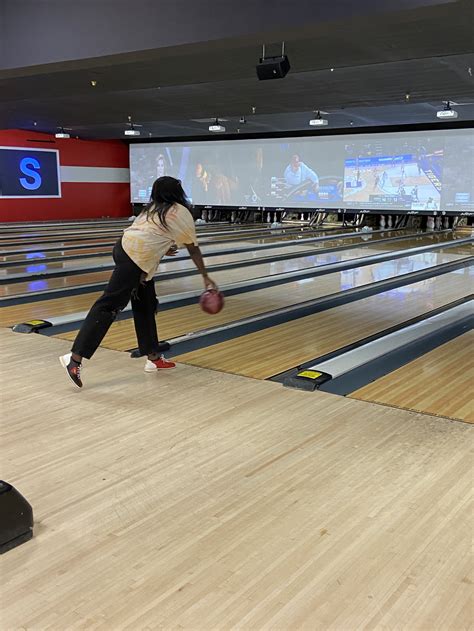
[379, 215, 386, 229]
[267, 212, 271, 223]
[387, 215, 393, 228]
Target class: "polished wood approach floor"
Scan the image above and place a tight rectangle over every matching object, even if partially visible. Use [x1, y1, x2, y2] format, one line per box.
[352, 330, 474, 423]
[1, 329, 473, 630]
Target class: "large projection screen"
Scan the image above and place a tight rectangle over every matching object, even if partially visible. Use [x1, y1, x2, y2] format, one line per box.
[130, 128, 473, 213]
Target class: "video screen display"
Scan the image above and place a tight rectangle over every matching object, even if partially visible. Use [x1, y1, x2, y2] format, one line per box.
[130, 128, 473, 212]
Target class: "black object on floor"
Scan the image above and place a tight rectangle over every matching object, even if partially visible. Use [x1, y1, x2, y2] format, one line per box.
[0, 481, 33, 554]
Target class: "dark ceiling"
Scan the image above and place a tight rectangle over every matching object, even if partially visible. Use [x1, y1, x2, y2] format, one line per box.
[1, 0, 473, 139]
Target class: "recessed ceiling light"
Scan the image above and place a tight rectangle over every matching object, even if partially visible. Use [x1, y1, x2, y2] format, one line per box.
[330, 68, 334, 72]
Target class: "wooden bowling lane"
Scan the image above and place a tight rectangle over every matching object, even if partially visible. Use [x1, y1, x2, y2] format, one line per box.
[351, 331, 474, 423]
[0, 237, 121, 253]
[173, 270, 471, 380]
[0, 230, 124, 246]
[0, 241, 412, 326]
[0, 238, 467, 328]
[0, 230, 395, 295]
[1, 241, 394, 313]
[0, 230, 414, 279]
[0, 228, 371, 273]
[194, 226, 334, 243]
[0, 223, 322, 249]
[0, 232, 464, 302]
[6, 229, 460, 272]
[0, 227, 403, 266]
[122, 247, 470, 296]
[0, 217, 130, 228]
[0, 225, 332, 254]
[53, 254, 471, 355]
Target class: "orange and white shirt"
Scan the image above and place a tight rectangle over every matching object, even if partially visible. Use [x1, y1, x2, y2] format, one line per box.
[122, 203, 198, 280]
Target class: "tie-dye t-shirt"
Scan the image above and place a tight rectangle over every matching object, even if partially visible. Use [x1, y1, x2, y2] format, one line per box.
[122, 203, 198, 280]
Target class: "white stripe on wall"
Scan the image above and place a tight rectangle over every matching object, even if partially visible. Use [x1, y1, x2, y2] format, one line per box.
[61, 166, 130, 183]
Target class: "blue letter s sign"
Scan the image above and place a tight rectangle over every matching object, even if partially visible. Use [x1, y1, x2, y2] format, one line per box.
[19, 157, 42, 190]
[1, 147, 59, 197]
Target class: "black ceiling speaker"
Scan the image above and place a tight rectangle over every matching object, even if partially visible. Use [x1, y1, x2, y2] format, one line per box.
[256, 43, 290, 80]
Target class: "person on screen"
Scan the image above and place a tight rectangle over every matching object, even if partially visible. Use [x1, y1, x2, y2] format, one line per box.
[284, 154, 319, 191]
[59, 177, 218, 389]
[194, 162, 237, 204]
[156, 154, 167, 178]
[195, 162, 210, 193]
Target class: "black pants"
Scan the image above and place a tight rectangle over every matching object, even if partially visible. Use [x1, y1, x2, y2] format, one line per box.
[71, 239, 160, 359]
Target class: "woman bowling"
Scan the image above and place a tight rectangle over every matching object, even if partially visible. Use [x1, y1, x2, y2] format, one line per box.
[60, 176, 217, 388]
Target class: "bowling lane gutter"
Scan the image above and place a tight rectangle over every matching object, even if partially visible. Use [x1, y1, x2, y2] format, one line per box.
[36, 240, 473, 340]
[0, 230, 430, 304]
[0, 229, 431, 283]
[271, 297, 473, 391]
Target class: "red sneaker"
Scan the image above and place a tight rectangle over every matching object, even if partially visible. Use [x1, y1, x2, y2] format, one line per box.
[144, 355, 176, 372]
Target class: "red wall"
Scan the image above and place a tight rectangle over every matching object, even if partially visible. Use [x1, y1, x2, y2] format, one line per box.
[0, 130, 131, 222]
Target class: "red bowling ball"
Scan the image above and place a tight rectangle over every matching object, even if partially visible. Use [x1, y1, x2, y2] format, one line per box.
[200, 289, 225, 314]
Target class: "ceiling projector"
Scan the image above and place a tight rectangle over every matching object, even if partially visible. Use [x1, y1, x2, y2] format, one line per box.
[437, 108, 458, 119]
[55, 132, 70, 138]
[124, 129, 141, 136]
[209, 122, 225, 132]
[309, 117, 328, 126]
